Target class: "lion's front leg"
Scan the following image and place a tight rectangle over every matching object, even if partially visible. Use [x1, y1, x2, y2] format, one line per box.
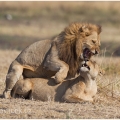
[44, 42, 69, 84]
[44, 55, 69, 84]
[63, 91, 93, 103]
[63, 94, 93, 103]
[55, 62, 69, 83]
[63, 94, 83, 103]
[63, 81, 93, 103]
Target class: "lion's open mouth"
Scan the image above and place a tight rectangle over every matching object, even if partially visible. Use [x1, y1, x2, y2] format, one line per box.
[82, 63, 90, 70]
[83, 48, 93, 61]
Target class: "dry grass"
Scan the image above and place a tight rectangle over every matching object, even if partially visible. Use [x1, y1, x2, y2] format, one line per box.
[0, 49, 120, 119]
[94, 55, 120, 100]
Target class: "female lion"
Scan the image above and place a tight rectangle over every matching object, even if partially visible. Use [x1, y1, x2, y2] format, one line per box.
[11, 60, 100, 102]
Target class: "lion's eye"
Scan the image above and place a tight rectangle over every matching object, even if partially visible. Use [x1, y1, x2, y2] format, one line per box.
[92, 40, 96, 44]
[85, 33, 89, 36]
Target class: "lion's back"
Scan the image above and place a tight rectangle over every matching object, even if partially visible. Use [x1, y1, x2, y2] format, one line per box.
[16, 39, 52, 67]
[29, 78, 56, 101]
[28, 78, 70, 101]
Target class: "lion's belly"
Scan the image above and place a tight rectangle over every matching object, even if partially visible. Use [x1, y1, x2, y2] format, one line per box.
[23, 66, 57, 78]
[29, 78, 70, 101]
[31, 79, 56, 101]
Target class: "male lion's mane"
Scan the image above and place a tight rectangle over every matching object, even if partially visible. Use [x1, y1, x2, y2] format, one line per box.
[56, 22, 101, 77]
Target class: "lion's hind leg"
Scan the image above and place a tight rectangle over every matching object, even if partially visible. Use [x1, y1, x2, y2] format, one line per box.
[11, 79, 33, 99]
[3, 61, 24, 98]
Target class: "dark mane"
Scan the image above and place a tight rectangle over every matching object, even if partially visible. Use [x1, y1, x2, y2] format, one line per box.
[56, 22, 101, 77]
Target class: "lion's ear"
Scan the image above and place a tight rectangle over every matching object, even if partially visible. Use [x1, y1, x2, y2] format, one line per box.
[99, 68, 105, 76]
[79, 25, 88, 32]
[79, 25, 90, 36]
[97, 25, 102, 34]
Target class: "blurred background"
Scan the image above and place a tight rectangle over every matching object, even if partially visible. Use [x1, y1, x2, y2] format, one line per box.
[0, 1, 120, 56]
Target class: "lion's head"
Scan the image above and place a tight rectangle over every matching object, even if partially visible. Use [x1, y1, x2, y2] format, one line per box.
[80, 60, 99, 79]
[56, 22, 101, 77]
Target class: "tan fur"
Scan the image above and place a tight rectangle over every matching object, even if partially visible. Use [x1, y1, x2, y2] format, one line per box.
[3, 22, 101, 98]
[57, 22, 101, 76]
[12, 60, 100, 103]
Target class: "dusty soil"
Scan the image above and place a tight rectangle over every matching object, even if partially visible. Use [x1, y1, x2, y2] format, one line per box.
[0, 50, 120, 119]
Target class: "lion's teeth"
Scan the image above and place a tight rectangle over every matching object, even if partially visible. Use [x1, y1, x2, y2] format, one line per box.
[82, 64, 84, 67]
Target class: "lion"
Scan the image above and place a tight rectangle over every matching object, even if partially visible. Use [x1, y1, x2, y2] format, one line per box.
[3, 22, 101, 98]
[11, 60, 100, 102]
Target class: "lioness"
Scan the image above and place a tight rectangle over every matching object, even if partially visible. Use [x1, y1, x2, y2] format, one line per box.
[11, 60, 100, 102]
[4, 22, 101, 98]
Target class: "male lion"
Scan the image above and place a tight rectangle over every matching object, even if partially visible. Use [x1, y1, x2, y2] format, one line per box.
[3, 22, 101, 98]
[11, 60, 100, 102]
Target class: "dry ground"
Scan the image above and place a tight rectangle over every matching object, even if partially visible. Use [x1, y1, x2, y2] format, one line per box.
[0, 50, 120, 119]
